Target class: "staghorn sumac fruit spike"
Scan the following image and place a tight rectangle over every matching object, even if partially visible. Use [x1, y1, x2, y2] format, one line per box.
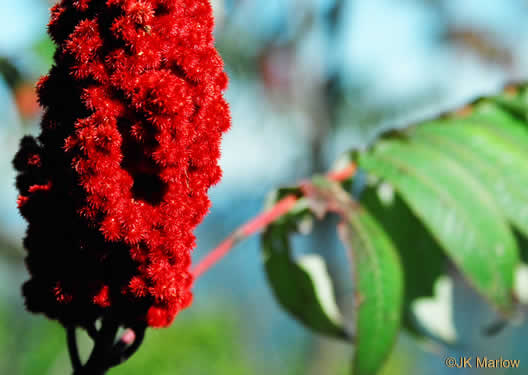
[13, 0, 230, 328]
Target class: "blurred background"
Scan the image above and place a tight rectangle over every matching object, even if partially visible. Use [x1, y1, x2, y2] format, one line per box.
[2, 0, 528, 374]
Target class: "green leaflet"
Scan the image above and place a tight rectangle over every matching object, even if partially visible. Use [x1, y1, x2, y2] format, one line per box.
[358, 137, 519, 312]
[261, 194, 349, 340]
[360, 184, 447, 340]
[309, 177, 403, 375]
[339, 210, 403, 375]
[409, 108, 528, 239]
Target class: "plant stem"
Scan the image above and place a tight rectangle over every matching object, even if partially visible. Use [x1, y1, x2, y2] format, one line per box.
[107, 326, 147, 368]
[73, 316, 118, 375]
[66, 326, 82, 372]
[191, 163, 356, 278]
[191, 195, 298, 278]
[69, 319, 147, 374]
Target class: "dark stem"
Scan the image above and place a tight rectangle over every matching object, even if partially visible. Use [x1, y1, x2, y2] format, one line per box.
[121, 325, 146, 361]
[107, 324, 147, 368]
[69, 318, 147, 375]
[66, 326, 82, 371]
[73, 315, 119, 375]
[86, 322, 98, 340]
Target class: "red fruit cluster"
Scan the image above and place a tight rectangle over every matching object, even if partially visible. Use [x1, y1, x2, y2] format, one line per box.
[13, 0, 230, 328]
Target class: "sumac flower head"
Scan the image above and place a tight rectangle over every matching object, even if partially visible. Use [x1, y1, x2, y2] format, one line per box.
[13, 0, 230, 328]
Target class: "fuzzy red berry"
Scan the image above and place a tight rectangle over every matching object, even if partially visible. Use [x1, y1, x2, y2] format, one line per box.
[14, 0, 230, 329]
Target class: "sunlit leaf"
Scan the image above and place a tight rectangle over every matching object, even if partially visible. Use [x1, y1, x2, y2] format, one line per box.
[410, 104, 528, 239]
[360, 185, 446, 338]
[308, 177, 403, 375]
[358, 134, 520, 312]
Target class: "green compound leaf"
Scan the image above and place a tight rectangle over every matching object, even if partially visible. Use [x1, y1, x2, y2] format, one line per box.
[261, 85, 528, 374]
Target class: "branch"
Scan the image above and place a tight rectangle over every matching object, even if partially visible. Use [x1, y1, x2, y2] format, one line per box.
[85, 322, 98, 340]
[73, 315, 119, 375]
[191, 163, 357, 278]
[192, 195, 297, 278]
[66, 326, 82, 372]
[107, 325, 147, 368]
